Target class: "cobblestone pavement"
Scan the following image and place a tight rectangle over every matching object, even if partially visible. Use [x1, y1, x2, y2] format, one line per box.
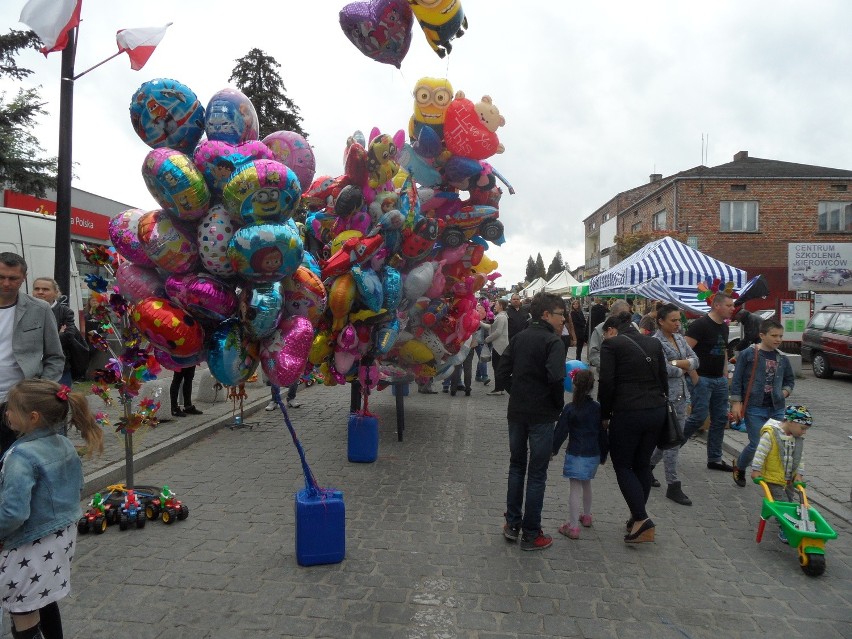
[34, 368, 852, 638]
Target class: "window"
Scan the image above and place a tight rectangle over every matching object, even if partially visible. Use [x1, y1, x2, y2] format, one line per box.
[808, 312, 833, 330]
[831, 184, 848, 192]
[652, 210, 666, 230]
[817, 202, 852, 232]
[720, 201, 758, 232]
[631, 221, 642, 233]
[730, 184, 747, 191]
[832, 313, 852, 336]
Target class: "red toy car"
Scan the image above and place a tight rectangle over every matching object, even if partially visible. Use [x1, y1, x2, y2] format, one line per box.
[145, 485, 189, 525]
[441, 205, 504, 248]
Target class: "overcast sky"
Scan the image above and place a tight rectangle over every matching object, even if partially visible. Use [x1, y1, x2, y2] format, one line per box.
[3, 0, 852, 286]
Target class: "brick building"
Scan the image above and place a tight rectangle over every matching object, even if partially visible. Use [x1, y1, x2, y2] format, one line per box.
[582, 151, 852, 311]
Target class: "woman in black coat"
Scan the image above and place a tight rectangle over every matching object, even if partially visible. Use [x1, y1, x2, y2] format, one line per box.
[598, 311, 668, 543]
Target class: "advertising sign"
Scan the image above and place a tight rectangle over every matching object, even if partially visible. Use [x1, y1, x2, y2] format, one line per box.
[779, 299, 811, 341]
[788, 242, 852, 291]
[3, 191, 111, 241]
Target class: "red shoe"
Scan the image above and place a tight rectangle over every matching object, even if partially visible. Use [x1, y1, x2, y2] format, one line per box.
[520, 530, 553, 551]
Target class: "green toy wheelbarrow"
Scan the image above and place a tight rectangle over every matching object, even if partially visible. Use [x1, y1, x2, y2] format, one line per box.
[754, 478, 837, 577]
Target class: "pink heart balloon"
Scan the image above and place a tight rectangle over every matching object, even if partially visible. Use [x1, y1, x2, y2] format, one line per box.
[339, 0, 413, 69]
[260, 316, 314, 387]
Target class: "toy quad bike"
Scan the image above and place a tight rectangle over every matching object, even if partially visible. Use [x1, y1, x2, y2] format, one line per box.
[754, 478, 837, 577]
[145, 485, 189, 525]
[77, 492, 115, 534]
[118, 489, 147, 531]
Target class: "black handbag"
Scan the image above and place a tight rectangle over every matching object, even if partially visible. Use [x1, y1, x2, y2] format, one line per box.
[623, 335, 686, 450]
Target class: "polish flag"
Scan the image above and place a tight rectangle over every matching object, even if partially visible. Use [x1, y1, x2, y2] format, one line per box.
[116, 23, 171, 71]
[19, 0, 82, 54]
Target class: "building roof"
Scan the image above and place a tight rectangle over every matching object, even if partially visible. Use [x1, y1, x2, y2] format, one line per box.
[686, 154, 852, 179]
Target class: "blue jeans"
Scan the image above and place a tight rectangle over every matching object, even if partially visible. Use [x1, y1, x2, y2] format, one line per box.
[506, 420, 554, 536]
[737, 404, 785, 470]
[682, 376, 729, 463]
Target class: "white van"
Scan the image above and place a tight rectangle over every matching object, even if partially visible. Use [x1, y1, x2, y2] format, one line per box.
[0, 206, 83, 317]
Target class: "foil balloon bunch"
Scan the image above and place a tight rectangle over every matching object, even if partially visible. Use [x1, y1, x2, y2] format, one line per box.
[115, 78, 323, 392]
[300, 77, 511, 390]
[339, 0, 468, 68]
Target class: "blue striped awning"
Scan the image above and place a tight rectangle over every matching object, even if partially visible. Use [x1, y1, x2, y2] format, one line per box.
[589, 237, 747, 312]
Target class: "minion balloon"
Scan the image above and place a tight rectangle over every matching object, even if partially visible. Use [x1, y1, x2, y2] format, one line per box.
[409, 77, 454, 141]
[409, 0, 467, 58]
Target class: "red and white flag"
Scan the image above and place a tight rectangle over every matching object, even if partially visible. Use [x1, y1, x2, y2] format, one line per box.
[116, 23, 171, 71]
[19, 0, 82, 54]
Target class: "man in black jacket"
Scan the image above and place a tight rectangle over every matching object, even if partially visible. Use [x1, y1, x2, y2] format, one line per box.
[496, 292, 566, 551]
[33, 277, 86, 385]
[506, 293, 529, 340]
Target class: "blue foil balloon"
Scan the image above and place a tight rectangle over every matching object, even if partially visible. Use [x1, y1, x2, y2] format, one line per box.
[240, 283, 284, 340]
[227, 223, 304, 284]
[129, 78, 205, 154]
[207, 319, 259, 386]
[352, 264, 384, 312]
[302, 251, 321, 277]
[564, 360, 590, 392]
[382, 266, 402, 312]
[374, 317, 400, 355]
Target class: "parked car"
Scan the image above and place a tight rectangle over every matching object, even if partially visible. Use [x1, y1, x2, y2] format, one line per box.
[801, 305, 852, 378]
[819, 269, 851, 286]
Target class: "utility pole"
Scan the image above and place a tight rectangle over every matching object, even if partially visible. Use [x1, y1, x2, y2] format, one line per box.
[54, 27, 75, 298]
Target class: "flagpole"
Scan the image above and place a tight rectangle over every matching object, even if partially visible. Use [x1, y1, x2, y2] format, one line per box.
[72, 50, 122, 80]
[54, 26, 76, 301]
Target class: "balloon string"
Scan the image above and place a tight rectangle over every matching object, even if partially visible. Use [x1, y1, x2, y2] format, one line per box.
[271, 386, 320, 494]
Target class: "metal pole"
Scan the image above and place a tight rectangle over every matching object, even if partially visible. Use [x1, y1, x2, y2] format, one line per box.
[54, 28, 76, 299]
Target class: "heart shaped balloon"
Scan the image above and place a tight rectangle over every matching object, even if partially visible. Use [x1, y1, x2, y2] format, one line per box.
[443, 96, 503, 161]
[339, 0, 414, 69]
[260, 315, 314, 387]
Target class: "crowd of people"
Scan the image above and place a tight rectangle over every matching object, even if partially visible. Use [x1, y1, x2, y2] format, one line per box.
[466, 288, 812, 552]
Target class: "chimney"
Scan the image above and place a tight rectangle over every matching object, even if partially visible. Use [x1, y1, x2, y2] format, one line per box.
[734, 150, 749, 161]
[649, 173, 662, 183]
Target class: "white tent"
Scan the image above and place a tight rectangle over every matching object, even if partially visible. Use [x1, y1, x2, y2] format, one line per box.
[544, 270, 581, 295]
[589, 236, 747, 313]
[520, 277, 547, 298]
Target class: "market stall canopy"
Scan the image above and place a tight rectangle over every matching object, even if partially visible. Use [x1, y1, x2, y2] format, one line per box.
[544, 270, 581, 295]
[520, 277, 547, 298]
[589, 236, 747, 313]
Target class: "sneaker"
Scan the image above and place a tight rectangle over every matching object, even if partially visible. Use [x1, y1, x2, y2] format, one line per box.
[503, 523, 520, 542]
[730, 420, 747, 432]
[482, 378, 491, 386]
[778, 528, 788, 544]
[486, 390, 505, 396]
[732, 462, 746, 488]
[707, 460, 734, 472]
[558, 523, 580, 539]
[579, 514, 593, 528]
[287, 399, 302, 408]
[264, 401, 277, 412]
[520, 530, 553, 551]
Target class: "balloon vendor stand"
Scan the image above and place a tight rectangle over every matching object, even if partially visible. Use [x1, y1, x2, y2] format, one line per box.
[271, 386, 345, 567]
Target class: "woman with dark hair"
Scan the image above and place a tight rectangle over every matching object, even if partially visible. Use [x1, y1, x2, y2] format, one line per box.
[598, 311, 668, 543]
[648, 304, 699, 506]
[568, 299, 587, 361]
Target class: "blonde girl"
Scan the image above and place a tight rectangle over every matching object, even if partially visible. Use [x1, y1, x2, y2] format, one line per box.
[0, 380, 102, 639]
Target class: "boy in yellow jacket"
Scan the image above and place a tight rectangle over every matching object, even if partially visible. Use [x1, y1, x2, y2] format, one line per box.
[750, 405, 813, 542]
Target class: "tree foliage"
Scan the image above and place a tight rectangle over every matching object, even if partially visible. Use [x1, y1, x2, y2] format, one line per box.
[614, 230, 688, 260]
[0, 30, 58, 198]
[229, 48, 307, 139]
[524, 256, 537, 282]
[545, 251, 564, 281]
[534, 253, 546, 279]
